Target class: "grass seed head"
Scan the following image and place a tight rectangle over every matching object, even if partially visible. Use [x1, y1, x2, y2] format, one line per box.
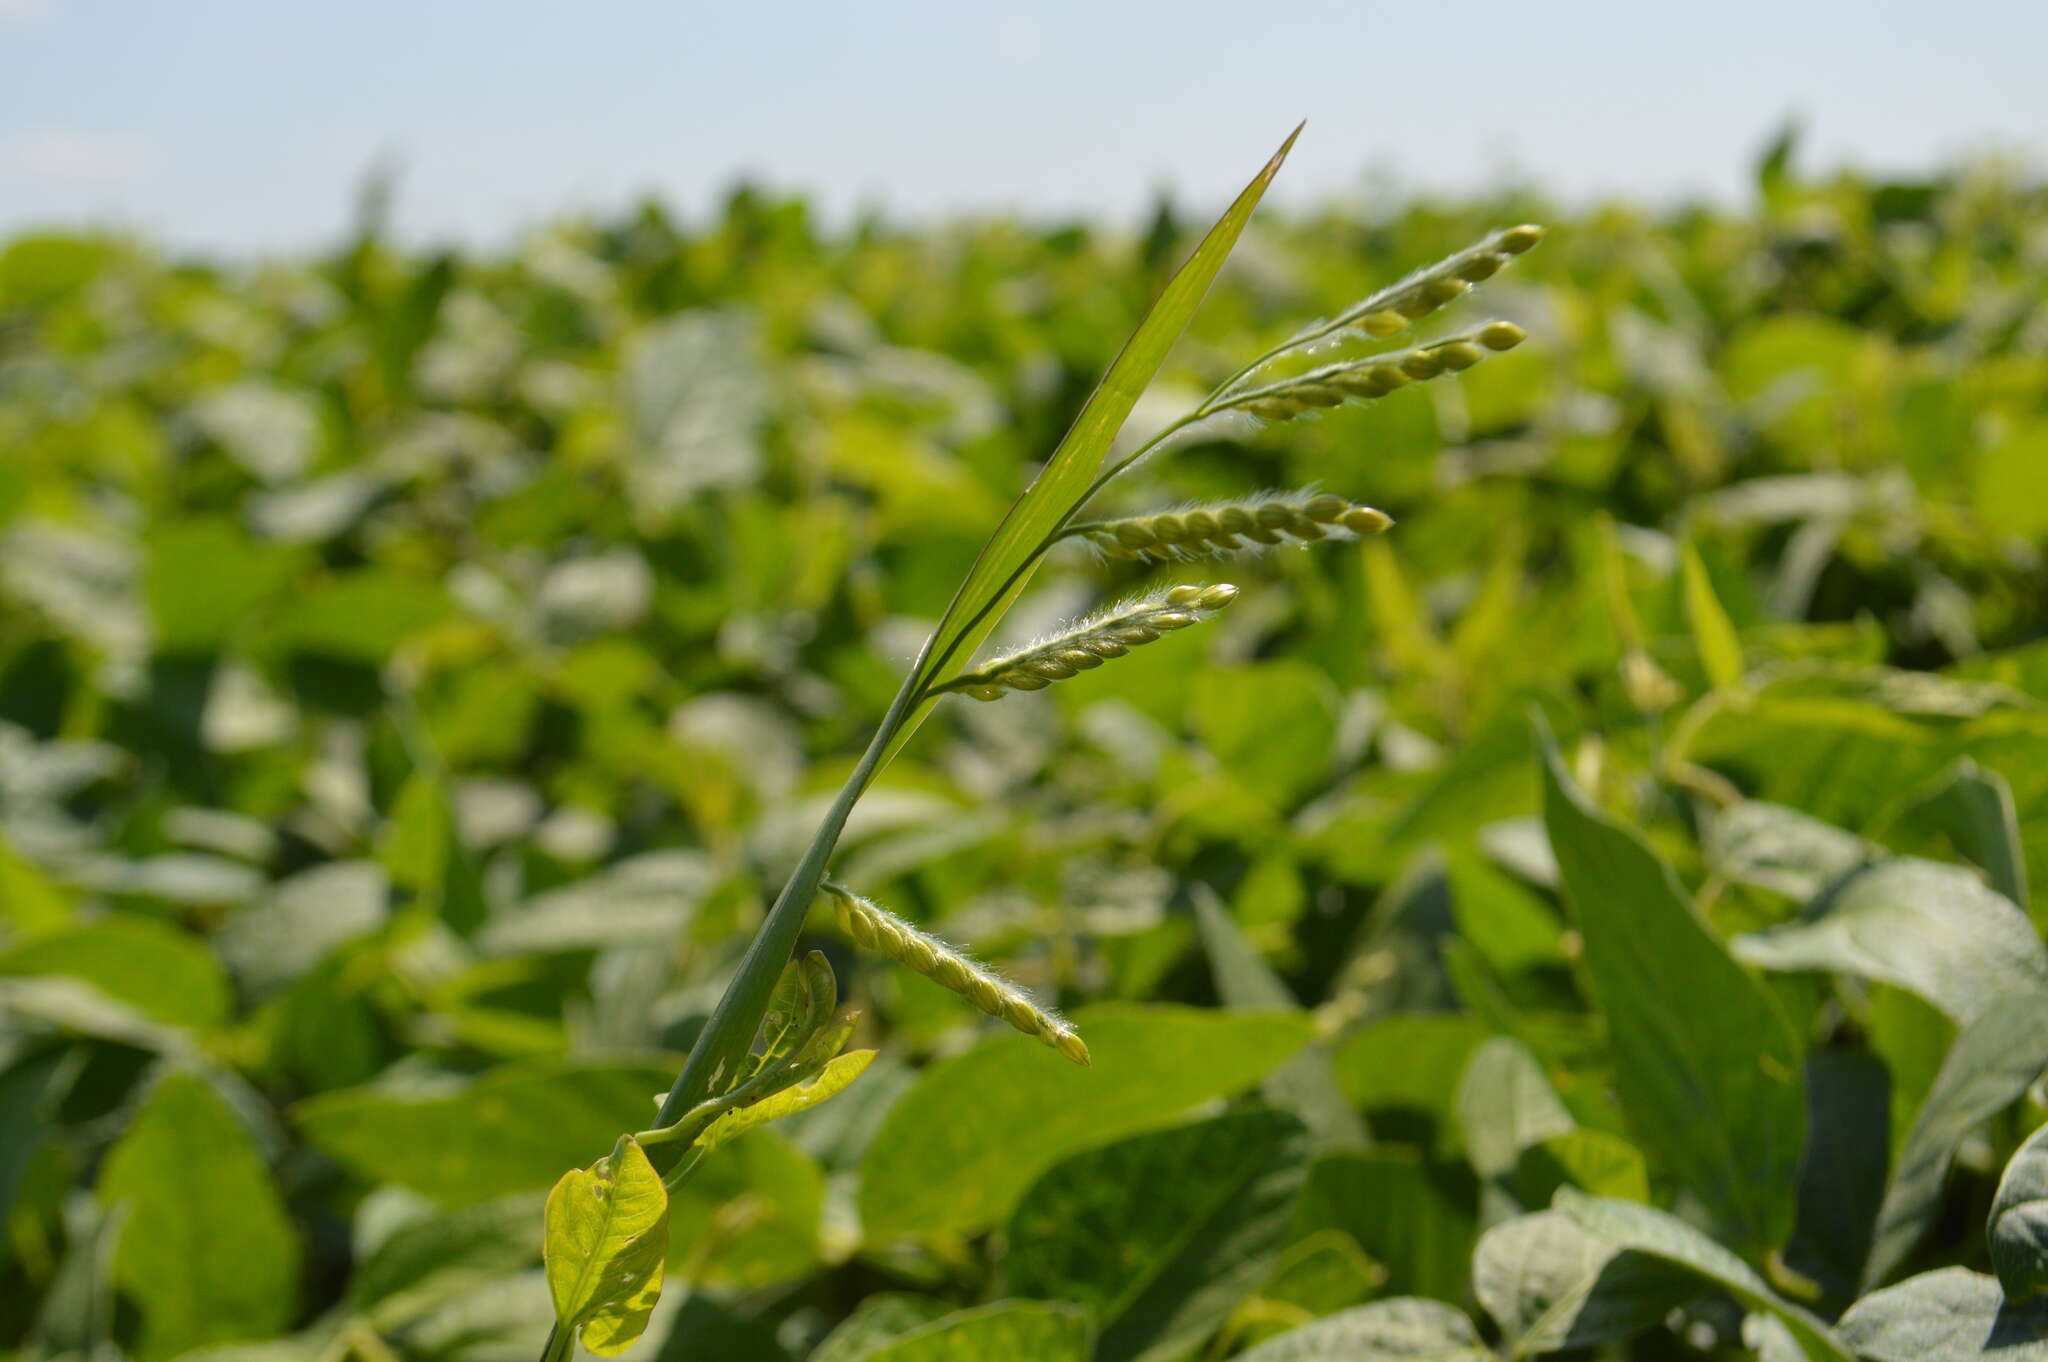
[1079, 494, 1390, 563]
[827, 886, 1088, 1064]
[938, 585, 1237, 699]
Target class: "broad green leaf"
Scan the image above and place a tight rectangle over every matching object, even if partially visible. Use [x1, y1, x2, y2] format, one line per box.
[809, 1295, 953, 1362]
[545, 1136, 669, 1356]
[1839, 1267, 2048, 1361]
[850, 1300, 1091, 1362]
[1331, 1013, 1489, 1154]
[26, 1198, 124, 1359]
[1894, 757, 2029, 912]
[1291, 1152, 1476, 1302]
[1555, 1190, 1850, 1362]
[1734, 858, 2048, 1024]
[1990, 1121, 2048, 1301]
[1681, 540, 1744, 688]
[0, 914, 230, 1029]
[96, 1071, 300, 1360]
[885, 125, 1300, 760]
[297, 1059, 674, 1205]
[0, 833, 70, 929]
[1540, 722, 1806, 1256]
[858, 1004, 1312, 1239]
[1256, 1229, 1383, 1317]
[348, 1193, 543, 1328]
[1864, 993, 2048, 1290]
[696, 1049, 875, 1153]
[1006, 1110, 1310, 1362]
[649, 1291, 793, 1362]
[381, 772, 489, 936]
[1230, 1298, 1490, 1361]
[665, 1128, 823, 1288]
[1189, 661, 1339, 810]
[1706, 801, 1875, 901]
[1471, 1210, 1696, 1358]
[1513, 1130, 1651, 1207]
[144, 516, 302, 653]
[1195, 890, 1367, 1151]
[215, 860, 388, 1000]
[1456, 1036, 1575, 1184]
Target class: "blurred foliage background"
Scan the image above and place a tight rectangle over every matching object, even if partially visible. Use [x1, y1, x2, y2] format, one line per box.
[3, 138, 2048, 1362]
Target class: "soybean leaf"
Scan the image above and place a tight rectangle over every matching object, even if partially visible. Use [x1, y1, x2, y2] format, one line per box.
[96, 1071, 299, 1360]
[1706, 801, 1877, 902]
[858, 1004, 1312, 1239]
[809, 1295, 954, 1362]
[1331, 1013, 1489, 1154]
[1864, 993, 2048, 1290]
[1006, 1110, 1310, 1362]
[1555, 1190, 1850, 1362]
[1195, 889, 1368, 1151]
[1456, 1036, 1575, 1185]
[347, 1193, 543, 1328]
[297, 1058, 674, 1205]
[1894, 757, 2029, 912]
[1839, 1267, 2048, 1361]
[1256, 1229, 1383, 1317]
[1513, 1129, 1652, 1208]
[1681, 540, 1744, 688]
[1229, 1298, 1490, 1361]
[1733, 858, 2048, 1025]
[1539, 722, 1807, 1257]
[695, 1049, 876, 1154]
[0, 1049, 64, 1241]
[1291, 1152, 1476, 1302]
[887, 125, 1301, 756]
[848, 1300, 1091, 1362]
[1990, 1121, 2048, 1301]
[665, 1129, 823, 1288]
[544, 1136, 669, 1356]
[0, 914, 230, 1029]
[649, 1292, 792, 1362]
[1190, 661, 1339, 810]
[1471, 1209, 1696, 1358]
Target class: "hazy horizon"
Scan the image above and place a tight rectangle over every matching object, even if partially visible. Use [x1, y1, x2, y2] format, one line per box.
[2, 0, 2041, 254]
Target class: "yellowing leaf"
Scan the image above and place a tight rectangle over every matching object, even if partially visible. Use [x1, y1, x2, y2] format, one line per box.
[544, 1136, 669, 1354]
[696, 1049, 876, 1154]
[1681, 542, 1743, 689]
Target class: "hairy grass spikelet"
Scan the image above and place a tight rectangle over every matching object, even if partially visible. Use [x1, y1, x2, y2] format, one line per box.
[825, 885, 1089, 1064]
[1219, 323, 1527, 422]
[1070, 491, 1392, 561]
[934, 584, 1237, 700]
[1318, 223, 1544, 348]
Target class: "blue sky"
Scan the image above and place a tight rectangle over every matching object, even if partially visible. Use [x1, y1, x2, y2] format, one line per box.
[1, 0, 2041, 253]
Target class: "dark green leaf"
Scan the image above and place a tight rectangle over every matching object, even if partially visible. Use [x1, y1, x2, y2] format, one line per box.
[1990, 1121, 2048, 1302]
[1006, 1110, 1310, 1362]
[1540, 721, 1806, 1256]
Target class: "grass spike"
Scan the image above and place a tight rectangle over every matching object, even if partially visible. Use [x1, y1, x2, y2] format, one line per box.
[932, 584, 1237, 700]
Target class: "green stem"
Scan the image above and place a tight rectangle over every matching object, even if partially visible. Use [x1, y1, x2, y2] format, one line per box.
[539, 1323, 572, 1362]
[650, 671, 925, 1133]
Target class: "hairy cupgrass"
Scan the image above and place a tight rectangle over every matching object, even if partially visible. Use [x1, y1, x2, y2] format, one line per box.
[827, 883, 1090, 1064]
[540, 125, 1542, 1360]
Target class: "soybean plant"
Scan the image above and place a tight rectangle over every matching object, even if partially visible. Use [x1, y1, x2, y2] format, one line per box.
[537, 127, 1543, 1357]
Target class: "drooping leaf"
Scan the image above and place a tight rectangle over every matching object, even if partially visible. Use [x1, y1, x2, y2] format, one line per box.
[1990, 1121, 2048, 1302]
[1864, 993, 2048, 1290]
[886, 125, 1301, 760]
[1555, 1191, 1850, 1362]
[1839, 1267, 2048, 1361]
[96, 1071, 300, 1360]
[1006, 1110, 1310, 1362]
[1785, 1052, 1891, 1301]
[1229, 1298, 1490, 1362]
[1539, 722, 1806, 1256]
[858, 1004, 1312, 1239]
[1733, 858, 2048, 1024]
[0, 914, 230, 1029]
[1892, 757, 2029, 912]
[544, 1136, 669, 1356]
[1472, 1209, 1696, 1358]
